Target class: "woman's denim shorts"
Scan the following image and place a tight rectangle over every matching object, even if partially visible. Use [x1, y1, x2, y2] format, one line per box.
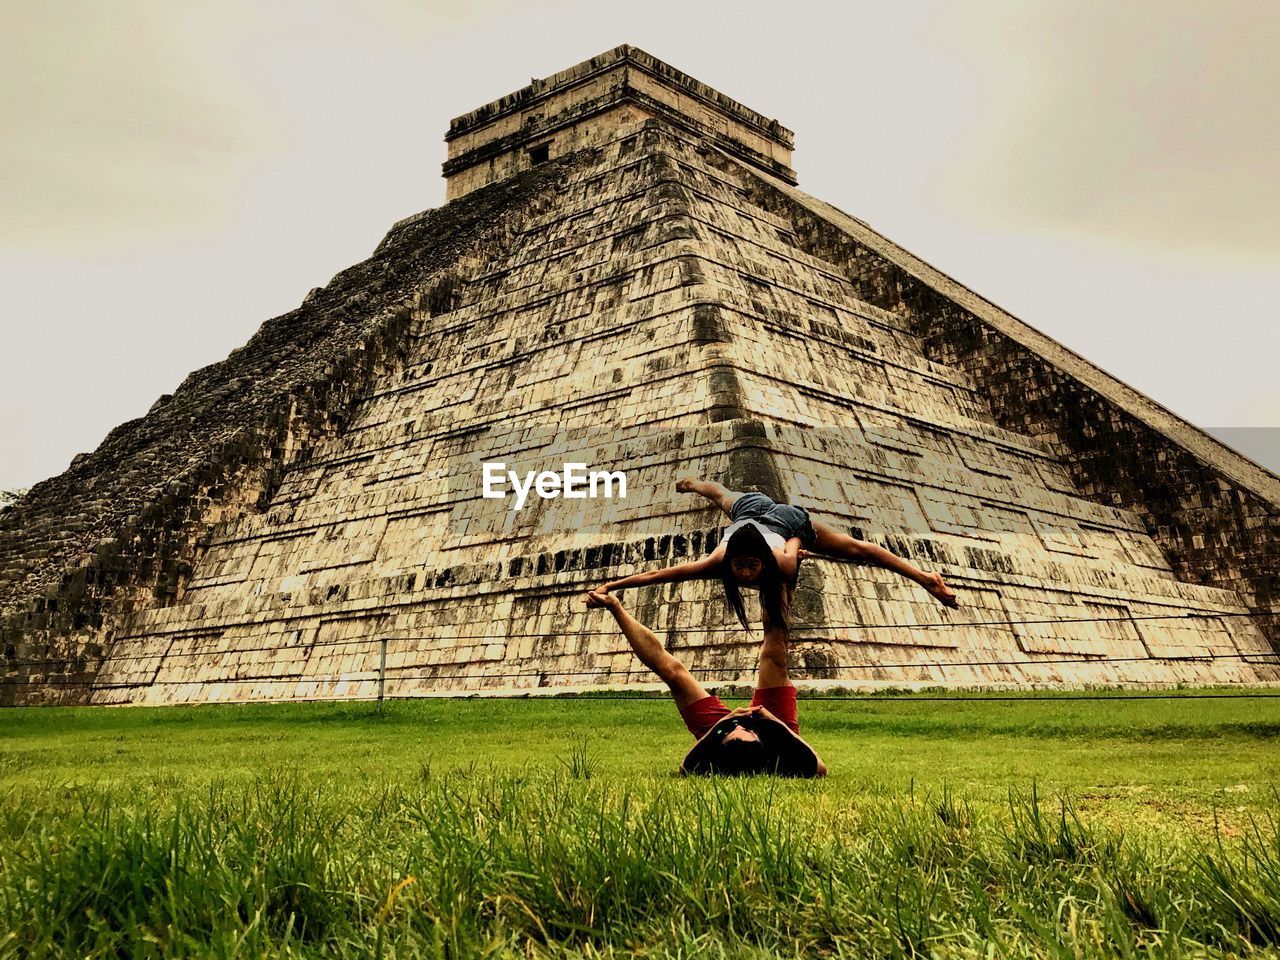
[728, 492, 817, 549]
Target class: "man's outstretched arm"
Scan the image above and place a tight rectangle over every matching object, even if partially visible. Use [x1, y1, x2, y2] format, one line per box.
[583, 590, 709, 710]
[755, 594, 827, 776]
[756, 584, 794, 690]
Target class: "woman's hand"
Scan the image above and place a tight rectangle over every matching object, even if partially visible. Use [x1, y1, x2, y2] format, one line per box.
[753, 705, 780, 725]
[728, 705, 777, 720]
[797, 548, 811, 562]
[584, 589, 622, 612]
[727, 705, 787, 731]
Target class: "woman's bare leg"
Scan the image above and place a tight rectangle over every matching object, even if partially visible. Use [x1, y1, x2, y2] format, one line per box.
[675, 477, 742, 518]
[809, 520, 959, 608]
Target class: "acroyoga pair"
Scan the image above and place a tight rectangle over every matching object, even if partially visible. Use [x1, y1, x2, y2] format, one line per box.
[583, 478, 959, 778]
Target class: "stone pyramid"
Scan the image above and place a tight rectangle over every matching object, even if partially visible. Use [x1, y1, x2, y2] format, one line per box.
[4, 45, 1278, 706]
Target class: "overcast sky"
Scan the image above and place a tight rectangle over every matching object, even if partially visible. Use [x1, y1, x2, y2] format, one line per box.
[2, 0, 1278, 492]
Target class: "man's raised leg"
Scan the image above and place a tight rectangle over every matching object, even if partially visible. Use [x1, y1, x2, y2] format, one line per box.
[583, 590, 709, 710]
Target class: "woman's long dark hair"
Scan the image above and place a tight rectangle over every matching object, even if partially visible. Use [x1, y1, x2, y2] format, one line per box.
[720, 523, 791, 634]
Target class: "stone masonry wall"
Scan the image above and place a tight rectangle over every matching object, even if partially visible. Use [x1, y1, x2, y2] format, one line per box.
[85, 127, 801, 704]
[0, 154, 587, 705]
[663, 132, 1275, 686]
[53, 122, 1280, 705]
[721, 159, 1280, 651]
[6, 116, 1278, 707]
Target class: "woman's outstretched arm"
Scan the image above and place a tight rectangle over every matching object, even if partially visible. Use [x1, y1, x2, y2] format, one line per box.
[598, 544, 726, 594]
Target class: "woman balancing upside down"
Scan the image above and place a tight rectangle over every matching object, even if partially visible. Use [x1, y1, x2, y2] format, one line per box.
[584, 478, 959, 776]
[594, 478, 959, 632]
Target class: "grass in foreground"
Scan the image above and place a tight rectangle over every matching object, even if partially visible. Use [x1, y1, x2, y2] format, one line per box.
[1, 691, 1279, 957]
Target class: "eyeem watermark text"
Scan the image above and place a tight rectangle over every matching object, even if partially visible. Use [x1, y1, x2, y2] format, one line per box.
[482, 462, 627, 510]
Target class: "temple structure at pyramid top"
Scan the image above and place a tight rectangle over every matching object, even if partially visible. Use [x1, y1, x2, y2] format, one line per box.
[3, 45, 1279, 707]
[443, 45, 796, 199]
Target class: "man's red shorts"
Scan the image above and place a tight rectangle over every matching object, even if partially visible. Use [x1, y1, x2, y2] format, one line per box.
[679, 685, 799, 740]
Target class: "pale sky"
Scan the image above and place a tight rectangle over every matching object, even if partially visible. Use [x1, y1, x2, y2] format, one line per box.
[2, 0, 1278, 492]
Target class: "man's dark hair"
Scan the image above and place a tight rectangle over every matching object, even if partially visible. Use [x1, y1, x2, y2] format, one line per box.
[721, 523, 790, 635]
[706, 734, 774, 776]
[682, 716, 821, 778]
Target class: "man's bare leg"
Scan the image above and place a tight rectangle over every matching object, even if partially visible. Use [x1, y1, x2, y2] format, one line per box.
[675, 477, 742, 517]
[583, 590, 709, 710]
[808, 519, 959, 608]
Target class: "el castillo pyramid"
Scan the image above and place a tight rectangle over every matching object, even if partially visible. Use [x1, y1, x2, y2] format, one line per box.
[4, 45, 1279, 706]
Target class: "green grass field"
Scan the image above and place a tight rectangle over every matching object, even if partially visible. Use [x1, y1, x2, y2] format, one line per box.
[2, 690, 1279, 957]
